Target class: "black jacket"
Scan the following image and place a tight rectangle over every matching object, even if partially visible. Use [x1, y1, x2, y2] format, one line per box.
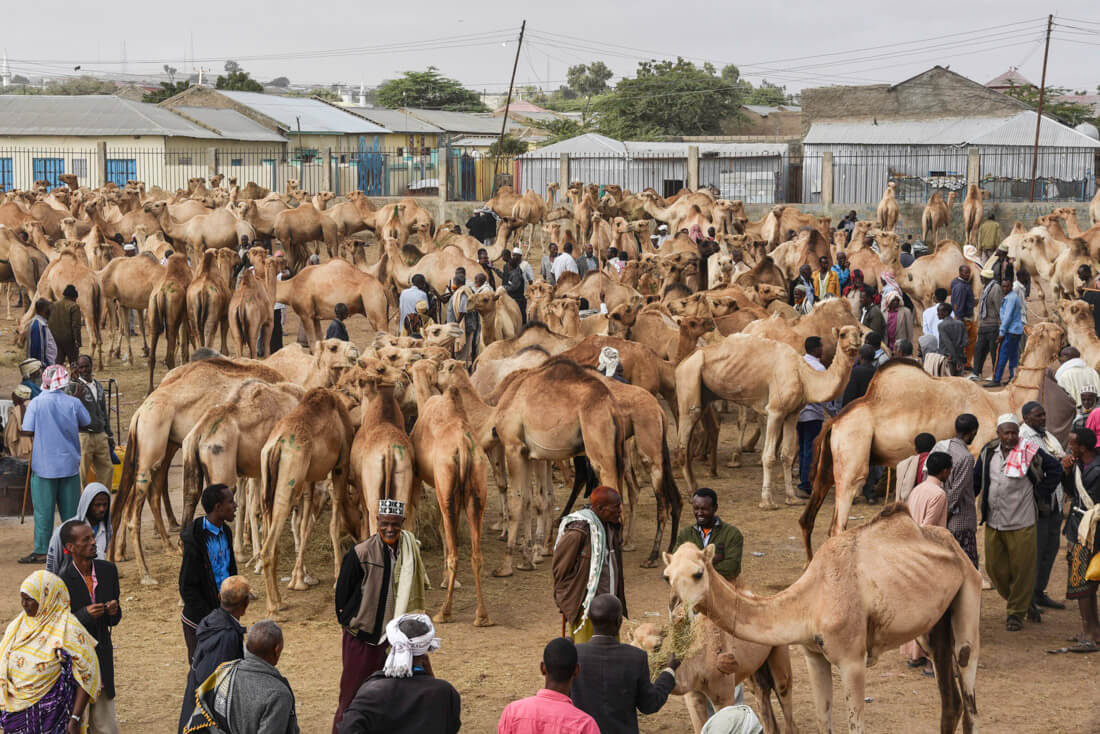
[60, 559, 121, 698]
[466, 211, 497, 244]
[338, 670, 461, 734]
[179, 518, 237, 625]
[74, 377, 112, 438]
[841, 363, 876, 407]
[570, 636, 676, 734]
[178, 607, 245, 734]
[503, 263, 526, 300]
[974, 440, 1062, 524]
[1062, 454, 1100, 543]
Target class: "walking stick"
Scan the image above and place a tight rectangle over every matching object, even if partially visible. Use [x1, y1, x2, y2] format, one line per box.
[19, 442, 33, 524]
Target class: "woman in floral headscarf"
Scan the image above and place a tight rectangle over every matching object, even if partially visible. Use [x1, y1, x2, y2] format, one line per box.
[0, 570, 101, 734]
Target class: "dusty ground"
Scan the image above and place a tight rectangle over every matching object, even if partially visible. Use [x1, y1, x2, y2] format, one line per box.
[0, 305, 1096, 734]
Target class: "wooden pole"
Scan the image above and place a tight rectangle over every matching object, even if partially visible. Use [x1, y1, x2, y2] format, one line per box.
[1028, 14, 1053, 202]
[20, 442, 33, 525]
[492, 20, 526, 190]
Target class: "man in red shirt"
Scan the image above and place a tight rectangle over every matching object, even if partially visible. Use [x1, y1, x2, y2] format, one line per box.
[497, 638, 599, 734]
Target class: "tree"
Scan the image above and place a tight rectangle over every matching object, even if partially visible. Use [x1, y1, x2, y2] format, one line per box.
[143, 81, 191, 103]
[534, 117, 593, 144]
[269, 76, 290, 88]
[1003, 82, 1096, 127]
[488, 135, 528, 156]
[375, 67, 487, 112]
[567, 62, 613, 97]
[216, 66, 263, 93]
[595, 58, 747, 139]
[224, 60, 241, 74]
[163, 64, 178, 83]
[746, 80, 789, 106]
[42, 76, 117, 95]
[11, 74, 29, 85]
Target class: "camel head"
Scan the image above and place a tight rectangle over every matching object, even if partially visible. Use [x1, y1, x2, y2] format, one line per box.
[209, 174, 224, 189]
[834, 324, 863, 360]
[422, 323, 464, 350]
[662, 543, 716, 618]
[1020, 321, 1064, 366]
[313, 339, 361, 386]
[705, 295, 738, 318]
[467, 288, 500, 315]
[606, 301, 641, 337]
[433, 359, 471, 392]
[1057, 300, 1092, 331]
[141, 200, 167, 218]
[59, 217, 79, 239]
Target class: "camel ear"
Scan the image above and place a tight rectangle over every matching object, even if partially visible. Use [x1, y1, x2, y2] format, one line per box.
[832, 326, 840, 342]
[703, 544, 716, 563]
[661, 551, 671, 567]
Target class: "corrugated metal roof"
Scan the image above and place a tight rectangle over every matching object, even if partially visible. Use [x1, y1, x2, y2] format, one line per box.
[451, 136, 499, 147]
[218, 91, 389, 134]
[400, 108, 520, 135]
[173, 107, 286, 142]
[0, 95, 222, 138]
[341, 107, 443, 133]
[804, 111, 1100, 148]
[743, 104, 801, 116]
[985, 69, 1034, 88]
[520, 133, 787, 159]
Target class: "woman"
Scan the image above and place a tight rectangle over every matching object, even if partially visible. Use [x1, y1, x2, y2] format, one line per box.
[883, 290, 914, 352]
[0, 570, 101, 734]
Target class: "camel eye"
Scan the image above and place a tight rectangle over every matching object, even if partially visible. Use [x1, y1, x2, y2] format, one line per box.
[662, 575, 669, 584]
[692, 571, 704, 581]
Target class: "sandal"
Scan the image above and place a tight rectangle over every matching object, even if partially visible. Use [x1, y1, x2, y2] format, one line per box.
[1005, 615, 1023, 631]
[17, 553, 45, 564]
[1069, 641, 1099, 653]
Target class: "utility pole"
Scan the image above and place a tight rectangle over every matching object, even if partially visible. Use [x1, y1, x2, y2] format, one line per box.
[492, 20, 526, 188]
[1028, 14, 1053, 202]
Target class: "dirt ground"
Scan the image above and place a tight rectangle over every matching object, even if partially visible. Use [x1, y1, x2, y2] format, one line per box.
[0, 305, 1096, 734]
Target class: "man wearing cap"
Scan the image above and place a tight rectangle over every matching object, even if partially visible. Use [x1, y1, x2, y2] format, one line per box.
[18, 364, 90, 564]
[5, 385, 33, 461]
[399, 275, 430, 327]
[576, 243, 599, 278]
[48, 285, 83, 367]
[18, 358, 43, 399]
[1056, 346, 1100, 413]
[1018, 401, 1069, 614]
[333, 499, 428, 733]
[973, 413, 1062, 630]
[26, 298, 57, 366]
[655, 224, 670, 249]
[971, 268, 1002, 379]
[503, 249, 529, 320]
[72, 354, 115, 489]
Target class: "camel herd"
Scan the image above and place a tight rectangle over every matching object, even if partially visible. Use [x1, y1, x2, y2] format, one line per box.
[4, 170, 1100, 734]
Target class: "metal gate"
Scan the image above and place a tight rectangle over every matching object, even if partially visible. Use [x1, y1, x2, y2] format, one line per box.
[0, 158, 11, 191]
[31, 157, 64, 189]
[106, 159, 136, 188]
[357, 136, 384, 196]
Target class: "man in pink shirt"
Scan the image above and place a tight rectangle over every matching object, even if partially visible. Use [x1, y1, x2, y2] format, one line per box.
[498, 638, 599, 734]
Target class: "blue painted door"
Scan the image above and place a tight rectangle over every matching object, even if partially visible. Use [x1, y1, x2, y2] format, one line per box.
[0, 158, 11, 192]
[32, 158, 64, 189]
[357, 136, 384, 196]
[105, 159, 136, 188]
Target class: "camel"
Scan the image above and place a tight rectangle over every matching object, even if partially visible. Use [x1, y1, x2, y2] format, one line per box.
[558, 335, 677, 408]
[381, 238, 486, 293]
[962, 185, 989, 246]
[768, 229, 832, 279]
[801, 321, 1063, 559]
[0, 228, 47, 319]
[15, 250, 106, 368]
[407, 361, 492, 626]
[1050, 207, 1100, 256]
[1059, 300, 1100, 370]
[231, 196, 288, 243]
[630, 617, 796, 734]
[900, 240, 979, 314]
[1018, 229, 1085, 300]
[273, 201, 337, 270]
[921, 190, 958, 244]
[555, 270, 644, 314]
[467, 287, 523, 346]
[637, 190, 718, 234]
[731, 256, 786, 291]
[475, 320, 578, 365]
[145, 253, 192, 392]
[244, 340, 362, 388]
[349, 379, 416, 540]
[742, 299, 858, 366]
[676, 325, 861, 506]
[186, 248, 236, 354]
[664, 509, 981, 734]
[470, 346, 552, 396]
[259, 388, 355, 617]
[158, 206, 254, 256]
[629, 310, 716, 363]
[498, 190, 549, 247]
[228, 249, 279, 359]
[84, 199, 164, 242]
[369, 199, 435, 247]
[876, 181, 899, 231]
[98, 252, 161, 363]
[275, 259, 389, 343]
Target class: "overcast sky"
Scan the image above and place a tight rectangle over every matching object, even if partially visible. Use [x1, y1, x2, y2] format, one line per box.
[4, 2, 1098, 96]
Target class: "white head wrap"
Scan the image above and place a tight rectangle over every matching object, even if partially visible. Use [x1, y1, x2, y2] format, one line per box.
[701, 705, 764, 734]
[996, 413, 1019, 427]
[382, 613, 441, 678]
[597, 347, 621, 377]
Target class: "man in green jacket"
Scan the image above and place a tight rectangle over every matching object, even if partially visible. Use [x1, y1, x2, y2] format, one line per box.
[673, 488, 743, 580]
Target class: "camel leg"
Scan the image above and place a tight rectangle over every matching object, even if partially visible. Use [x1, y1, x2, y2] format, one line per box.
[950, 577, 981, 734]
[465, 487, 493, 627]
[838, 660, 867, 734]
[621, 453, 640, 554]
[766, 646, 797, 734]
[927, 614, 963, 734]
[144, 453, 177, 548]
[828, 452, 867, 538]
[494, 444, 533, 577]
[801, 648, 834, 734]
[288, 484, 317, 591]
[531, 461, 554, 558]
[779, 414, 803, 505]
[249, 479, 265, 573]
[487, 443, 509, 535]
[759, 410, 785, 510]
[682, 692, 709, 734]
[433, 470, 460, 623]
[260, 502, 290, 617]
[233, 477, 248, 558]
[728, 405, 747, 468]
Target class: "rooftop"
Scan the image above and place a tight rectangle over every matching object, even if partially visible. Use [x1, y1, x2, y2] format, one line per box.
[341, 107, 443, 134]
[400, 108, 521, 135]
[743, 104, 802, 116]
[172, 106, 287, 142]
[985, 68, 1035, 89]
[217, 91, 390, 134]
[0, 95, 221, 138]
[520, 133, 789, 158]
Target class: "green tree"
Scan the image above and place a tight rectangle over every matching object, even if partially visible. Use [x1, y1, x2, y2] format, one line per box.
[143, 81, 191, 103]
[286, 88, 340, 102]
[216, 68, 264, 92]
[746, 80, 789, 106]
[224, 60, 241, 74]
[375, 67, 487, 111]
[567, 61, 613, 97]
[488, 135, 527, 156]
[11, 74, 29, 85]
[269, 76, 290, 88]
[41, 75, 116, 95]
[1003, 82, 1096, 127]
[534, 117, 593, 144]
[595, 58, 746, 139]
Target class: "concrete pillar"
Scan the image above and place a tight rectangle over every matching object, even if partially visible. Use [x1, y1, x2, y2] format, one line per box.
[324, 147, 334, 192]
[558, 153, 570, 203]
[687, 145, 699, 191]
[206, 147, 217, 177]
[821, 151, 834, 207]
[95, 141, 107, 186]
[966, 147, 980, 190]
[437, 147, 450, 221]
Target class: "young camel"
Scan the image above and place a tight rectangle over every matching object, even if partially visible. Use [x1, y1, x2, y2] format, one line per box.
[186, 248, 236, 354]
[229, 254, 276, 358]
[259, 388, 355, 617]
[98, 252, 161, 363]
[664, 506, 981, 734]
[407, 360, 492, 627]
[146, 253, 192, 393]
[349, 378, 416, 540]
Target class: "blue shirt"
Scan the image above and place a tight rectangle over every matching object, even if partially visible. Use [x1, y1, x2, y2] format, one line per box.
[21, 390, 90, 478]
[202, 517, 232, 591]
[999, 289, 1024, 336]
[21, 379, 41, 399]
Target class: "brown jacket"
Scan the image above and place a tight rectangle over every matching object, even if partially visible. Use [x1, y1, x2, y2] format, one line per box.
[4, 403, 31, 460]
[334, 535, 396, 642]
[48, 298, 82, 347]
[552, 519, 626, 621]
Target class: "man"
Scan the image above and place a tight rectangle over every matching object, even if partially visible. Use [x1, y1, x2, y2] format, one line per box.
[5, 385, 33, 461]
[934, 414, 981, 567]
[466, 207, 498, 244]
[271, 257, 290, 353]
[327, 302, 351, 341]
[673, 488, 743, 580]
[478, 248, 503, 289]
[178, 575, 251, 734]
[503, 249, 528, 320]
[974, 414, 1061, 630]
[951, 265, 976, 369]
[922, 287, 948, 344]
[540, 243, 559, 284]
[399, 274, 430, 327]
[49, 285, 83, 366]
[936, 302, 967, 375]
[1056, 346, 1100, 414]
[570, 594, 678, 734]
[831, 251, 850, 290]
[19, 358, 43, 398]
[1076, 265, 1100, 338]
[1060, 426, 1100, 652]
[333, 499, 428, 733]
[179, 483, 238, 662]
[899, 241, 915, 268]
[791, 284, 812, 315]
[993, 276, 1024, 385]
[972, 269, 1003, 379]
[72, 354, 114, 489]
[858, 287, 885, 339]
[339, 614, 460, 734]
[896, 432, 937, 502]
[27, 298, 57, 366]
[575, 243, 599, 278]
[839, 210, 858, 243]
[57, 519, 121, 734]
[895, 338, 917, 363]
[731, 247, 751, 280]
[655, 224, 671, 249]
[797, 337, 834, 500]
[553, 486, 626, 643]
[46, 481, 111, 574]
[814, 255, 838, 300]
[841, 344, 878, 407]
[497, 638, 599, 734]
[18, 364, 90, 564]
[790, 264, 815, 308]
[447, 269, 486, 367]
[988, 242, 1011, 285]
[1018, 401, 1068, 613]
[552, 242, 580, 282]
[1081, 386, 1100, 427]
[977, 212, 1002, 258]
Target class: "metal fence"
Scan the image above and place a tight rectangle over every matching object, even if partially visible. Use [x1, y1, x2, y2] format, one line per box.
[446, 148, 517, 202]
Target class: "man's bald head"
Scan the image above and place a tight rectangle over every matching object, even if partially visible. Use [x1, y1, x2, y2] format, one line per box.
[219, 575, 251, 616]
[1061, 346, 1081, 362]
[590, 486, 623, 525]
[246, 620, 284, 665]
[589, 593, 623, 635]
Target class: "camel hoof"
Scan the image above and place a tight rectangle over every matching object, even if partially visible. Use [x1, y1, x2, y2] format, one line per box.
[726, 457, 742, 468]
[440, 577, 463, 590]
[168, 522, 180, 533]
[758, 501, 780, 511]
[432, 611, 452, 624]
[516, 560, 536, 572]
[785, 497, 808, 506]
[639, 558, 659, 569]
[304, 574, 319, 587]
[287, 580, 310, 591]
[491, 566, 514, 578]
[140, 575, 159, 586]
[473, 615, 495, 628]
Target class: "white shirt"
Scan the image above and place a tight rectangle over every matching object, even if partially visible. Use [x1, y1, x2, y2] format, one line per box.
[519, 261, 535, 284]
[552, 251, 579, 281]
[1056, 358, 1100, 410]
[274, 272, 287, 311]
[922, 305, 942, 342]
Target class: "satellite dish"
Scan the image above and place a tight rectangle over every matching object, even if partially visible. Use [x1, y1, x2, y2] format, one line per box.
[1075, 122, 1099, 141]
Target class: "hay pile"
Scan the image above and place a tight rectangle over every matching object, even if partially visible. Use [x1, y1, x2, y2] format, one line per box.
[648, 611, 700, 678]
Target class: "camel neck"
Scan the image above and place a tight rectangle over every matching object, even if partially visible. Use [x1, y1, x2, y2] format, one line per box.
[700, 565, 811, 647]
[799, 347, 853, 402]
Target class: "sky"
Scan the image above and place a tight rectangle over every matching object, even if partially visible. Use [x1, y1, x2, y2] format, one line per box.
[3, 1, 1099, 97]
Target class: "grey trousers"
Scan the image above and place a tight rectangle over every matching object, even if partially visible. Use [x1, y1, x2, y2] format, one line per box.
[1034, 508, 1063, 601]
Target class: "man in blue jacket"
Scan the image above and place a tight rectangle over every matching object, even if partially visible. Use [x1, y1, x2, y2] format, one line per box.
[992, 277, 1024, 386]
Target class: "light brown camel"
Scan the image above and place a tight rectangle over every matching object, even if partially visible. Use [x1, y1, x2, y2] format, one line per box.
[475, 320, 578, 365]
[470, 345, 553, 396]
[768, 229, 833, 279]
[676, 325, 862, 506]
[349, 378, 416, 540]
[273, 201, 337, 270]
[1059, 300, 1100, 370]
[84, 199, 164, 242]
[962, 185, 989, 246]
[876, 181, 899, 231]
[558, 335, 677, 408]
[186, 248, 236, 354]
[664, 509, 981, 734]
[14, 249, 105, 368]
[1018, 229, 1086, 300]
[0, 230, 47, 319]
[801, 321, 1063, 560]
[258, 388, 354, 616]
[1050, 206, 1100, 257]
[228, 249, 278, 358]
[145, 253, 192, 392]
[97, 252, 161, 363]
[407, 361, 492, 626]
[628, 310, 716, 363]
[921, 190, 958, 244]
[381, 238, 486, 293]
[243, 340, 362, 388]
[159, 206, 255, 256]
[554, 270, 644, 314]
[742, 298, 859, 366]
[275, 259, 389, 343]
[900, 240, 979, 314]
[467, 286, 523, 346]
[731, 256, 787, 291]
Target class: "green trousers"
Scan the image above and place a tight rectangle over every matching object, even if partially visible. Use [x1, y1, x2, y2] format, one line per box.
[31, 473, 81, 554]
[985, 525, 1037, 618]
